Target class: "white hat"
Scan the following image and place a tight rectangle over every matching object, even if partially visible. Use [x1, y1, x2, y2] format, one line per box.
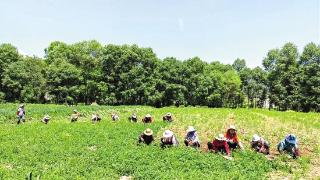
[216, 134, 226, 141]
[186, 126, 196, 133]
[163, 130, 173, 138]
[73, 109, 77, 112]
[228, 125, 236, 131]
[19, 104, 24, 108]
[166, 113, 172, 116]
[252, 134, 261, 142]
[145, 114, 152, 118]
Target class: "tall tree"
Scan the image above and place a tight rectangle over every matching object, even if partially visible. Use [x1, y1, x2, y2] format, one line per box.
[2, 56, 46, 102]
[299, 42, 320, 112]
[101, 44, 159, 105]
[0, 43, 21, 101]
[263, 43, 300, 110]
[69, 40, 104, 104]
[46, 59, 82, 104]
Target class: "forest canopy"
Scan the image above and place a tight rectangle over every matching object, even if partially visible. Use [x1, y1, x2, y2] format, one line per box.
[0, 41, 319, 112]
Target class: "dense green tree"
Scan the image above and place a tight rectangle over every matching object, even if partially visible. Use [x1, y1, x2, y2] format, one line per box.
[0, 43, 21, 101]
[46, 58, 82, 104]
[101, 44, 159, 105]
[263, 43, 300, 111]
[69, 40, 104, 104]
[0, 41, 318, 112]
[298, 43, 320, 112]
[232, 58, 246, 72]
[2, 56, 46, 102]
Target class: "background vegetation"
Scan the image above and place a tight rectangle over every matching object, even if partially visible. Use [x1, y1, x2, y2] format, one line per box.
[0, 41, 319, 112]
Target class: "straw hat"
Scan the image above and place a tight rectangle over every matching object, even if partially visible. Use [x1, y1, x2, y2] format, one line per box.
[144, 128, 153, 136]
[252, 134, 261, 142]
[285, 134, 297, 144]
[145, 114, 152, 118]
[186, 126, 196, 133]
[163, 130, 173, 138]
[216, 134, 226, 141]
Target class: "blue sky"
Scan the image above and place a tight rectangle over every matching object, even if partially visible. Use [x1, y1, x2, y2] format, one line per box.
[0, 0, 319, 67]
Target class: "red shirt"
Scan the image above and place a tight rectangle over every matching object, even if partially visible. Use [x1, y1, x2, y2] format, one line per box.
[225, 131, 239, 144]
[211, 139, 230, 155]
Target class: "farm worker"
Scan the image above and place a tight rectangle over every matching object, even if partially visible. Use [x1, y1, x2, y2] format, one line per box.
[184, 126, 200, 148]
[207, 134, 231, 156]
[277, 134, 300, 159]
[225, 125, 244, 150]
[138, 128, 154, 145]
[251, 134, 270, 155]
[175, 100, 180, 107]
[91, 113, 101, 122]
[111, 113, 120, 121]
[16, 104, 26, 124]
[160, 130, 179, 148]
[42, 114, 50, 124]
[163, 113, 173, 122]
[142, 114, 153, 123]
[129, 113, 138, 122]
[71, 109, 80, 122]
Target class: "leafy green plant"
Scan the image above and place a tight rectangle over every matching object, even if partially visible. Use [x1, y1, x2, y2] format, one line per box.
[0, 104, 318, 179]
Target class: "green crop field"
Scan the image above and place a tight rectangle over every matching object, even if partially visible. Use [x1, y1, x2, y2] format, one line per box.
[0, 104, 319, 179]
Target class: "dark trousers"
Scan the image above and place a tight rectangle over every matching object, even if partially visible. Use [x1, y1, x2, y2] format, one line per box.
[160, 141, 173, 148]
[227, 142, 238, 149]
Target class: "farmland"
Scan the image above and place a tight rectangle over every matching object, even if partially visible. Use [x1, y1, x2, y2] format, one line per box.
[0, 104, 319, 179]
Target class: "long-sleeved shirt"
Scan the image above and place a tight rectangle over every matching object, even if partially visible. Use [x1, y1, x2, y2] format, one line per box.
[142, 117, 153, 123]
[278, 139, 300, 157]
[185, 132, 200, 144]
[278, 139, 298, 151]
[161, 135, 179, 146]
[17, 108, 25, 116]
[139, 134, 154, 145]
[211, 139, 230, 155]
[251, 139, 270, 153]
[225, 132, 240, 144]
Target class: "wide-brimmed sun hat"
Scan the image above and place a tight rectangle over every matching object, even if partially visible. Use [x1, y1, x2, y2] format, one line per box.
[73, 109, 77, 112]
[163, 130, 173, 138]
[228, 125, 236, 131]
[252, 134, 261, 142]
[145, 114, 152, 118]
[144, 128, 153, 136]
[285, 134, 297, 144]
[166, 113, 172, 116]
[19, 104, 24, 108]
[186, 126, 196, 133]
[216, 134, 226, 141]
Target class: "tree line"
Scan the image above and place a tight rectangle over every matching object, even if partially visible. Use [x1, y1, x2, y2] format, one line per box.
[0, 41, 319, 112]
